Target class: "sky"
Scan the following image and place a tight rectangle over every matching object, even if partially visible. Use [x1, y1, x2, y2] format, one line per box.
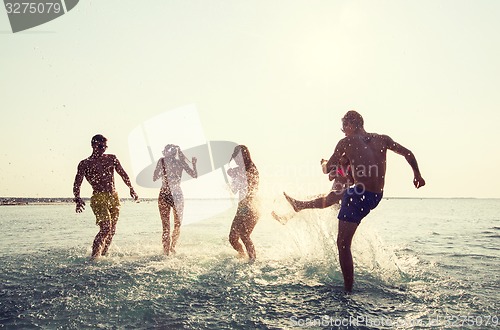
[1, 0, 499, 199]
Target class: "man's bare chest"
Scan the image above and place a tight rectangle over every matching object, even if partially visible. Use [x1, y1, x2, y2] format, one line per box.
[85, 159, 114, 176]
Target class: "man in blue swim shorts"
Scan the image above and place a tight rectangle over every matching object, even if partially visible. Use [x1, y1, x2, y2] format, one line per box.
[325, 111, 426, 292]
[338, 185, 383, 224]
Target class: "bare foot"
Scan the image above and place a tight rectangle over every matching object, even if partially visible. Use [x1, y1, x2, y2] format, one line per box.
[283, 192, 299, 212]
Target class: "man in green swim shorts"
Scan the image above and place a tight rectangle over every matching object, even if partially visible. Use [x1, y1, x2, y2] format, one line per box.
[73, 134, 138, 260]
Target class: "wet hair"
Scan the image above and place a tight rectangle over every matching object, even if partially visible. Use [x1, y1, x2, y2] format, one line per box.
[231, 145, 259, 187]
[91, 134, 107, 146]
[342, 110, 364, 129]
[231, 145, 253, 169]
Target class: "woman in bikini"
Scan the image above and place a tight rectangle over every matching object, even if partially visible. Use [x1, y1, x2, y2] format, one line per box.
[227, 145, 259, 261]
[153, 144, 197, 255]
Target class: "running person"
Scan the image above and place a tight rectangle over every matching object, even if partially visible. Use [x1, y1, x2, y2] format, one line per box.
[73, 134, 139, 260]
[153, 144, 197, 255]
[227, 145, 260, 261]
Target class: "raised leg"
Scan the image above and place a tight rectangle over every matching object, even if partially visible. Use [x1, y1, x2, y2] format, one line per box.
[284, 190, 343, 212]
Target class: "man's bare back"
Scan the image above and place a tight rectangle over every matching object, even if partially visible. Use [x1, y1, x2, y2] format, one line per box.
[328, 132, 424, 193]
[330, 133, 388, 193]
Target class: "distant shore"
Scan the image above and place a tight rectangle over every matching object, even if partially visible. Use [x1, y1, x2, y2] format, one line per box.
[1, 198, 73, 205]
[1, 196, 496, 206]
[0, 197, 157, 206]
[0, 197, 238, 206]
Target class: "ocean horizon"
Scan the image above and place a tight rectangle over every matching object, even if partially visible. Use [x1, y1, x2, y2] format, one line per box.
[2, 196, 499, 205]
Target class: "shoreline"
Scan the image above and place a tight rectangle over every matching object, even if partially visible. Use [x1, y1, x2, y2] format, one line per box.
[1, 196, 498, 206]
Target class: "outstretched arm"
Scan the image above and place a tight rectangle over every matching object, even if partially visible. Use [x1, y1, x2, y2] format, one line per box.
[386, 136, 426, 188]
[114, 157, 139, 200]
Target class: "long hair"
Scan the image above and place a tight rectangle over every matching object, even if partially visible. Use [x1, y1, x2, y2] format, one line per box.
[231, 145, 259, 185]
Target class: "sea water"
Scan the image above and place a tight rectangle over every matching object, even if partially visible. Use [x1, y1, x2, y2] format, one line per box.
[0, 198, 499, 329]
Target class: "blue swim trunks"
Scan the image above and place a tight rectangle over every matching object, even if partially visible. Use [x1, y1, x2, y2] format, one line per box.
[338, 185, 383, 224]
